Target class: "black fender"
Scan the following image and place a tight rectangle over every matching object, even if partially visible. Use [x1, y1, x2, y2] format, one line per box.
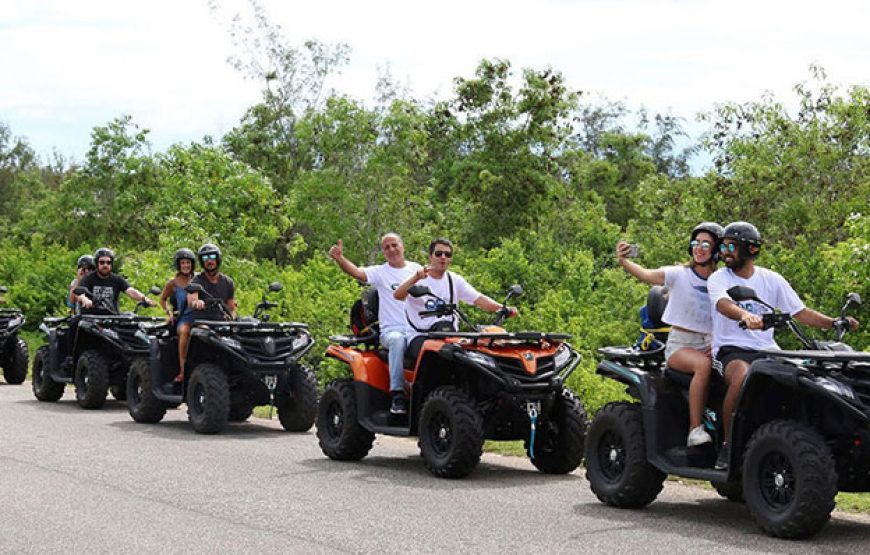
[595, 359, 658, 406]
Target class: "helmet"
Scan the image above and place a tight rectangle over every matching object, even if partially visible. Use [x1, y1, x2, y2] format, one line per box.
[77, 255, 95, 270]
[173, 248, 196, 272]
[723, 221, 762, 258]
[688, 222, 725, 260]
[197, 243, 222, 268]
[93, 248, 115, 268]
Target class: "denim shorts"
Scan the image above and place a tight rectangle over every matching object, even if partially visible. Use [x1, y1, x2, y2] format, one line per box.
[664, 328, 712, 362]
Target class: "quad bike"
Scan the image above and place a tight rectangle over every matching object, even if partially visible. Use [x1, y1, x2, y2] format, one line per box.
[126, 282, 318, 434]
[0, 285, 29, 384]
[588, 285, 868, 539]
[318, 284, 588, 478]
[31, 286, 164, 408]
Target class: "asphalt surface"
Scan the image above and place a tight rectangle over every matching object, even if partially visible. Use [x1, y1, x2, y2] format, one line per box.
[1, 382, 869, 554]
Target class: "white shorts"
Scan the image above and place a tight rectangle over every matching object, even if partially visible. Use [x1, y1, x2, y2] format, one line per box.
[664, 328, 712, 362]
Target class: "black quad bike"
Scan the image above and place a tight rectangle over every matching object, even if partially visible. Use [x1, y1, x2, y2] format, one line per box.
[319, 284, 588, 478]
[0, 285, 29, 385]
[126, 282, 318, 435]
[588, 285, 868, 539]
[31, 286, 164, 408]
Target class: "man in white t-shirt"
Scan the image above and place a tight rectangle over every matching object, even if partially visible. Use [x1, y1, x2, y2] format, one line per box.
[708, 222, 859, 470]
[329, 233, 422, 415]
[394, 238, 518, 370]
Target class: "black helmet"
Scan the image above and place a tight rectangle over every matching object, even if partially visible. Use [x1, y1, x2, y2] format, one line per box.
[77, 255, 95, 270]
[688, 222, 725, 259]
[197, 243, 222, 268]
[93, 248, 115, 268]
[173, 248, 196, 272]
[723, 221, 762, 258]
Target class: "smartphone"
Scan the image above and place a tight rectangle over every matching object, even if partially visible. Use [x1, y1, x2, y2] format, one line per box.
[626, 244, 640, 258]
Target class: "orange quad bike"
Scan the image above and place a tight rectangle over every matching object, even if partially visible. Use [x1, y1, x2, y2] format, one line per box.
[317, 284, 588, 478]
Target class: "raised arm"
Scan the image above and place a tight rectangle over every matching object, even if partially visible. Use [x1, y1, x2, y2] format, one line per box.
[329, 239, 367, 282]
[616, 241, 665, 285]
[394, 266, 429, 300]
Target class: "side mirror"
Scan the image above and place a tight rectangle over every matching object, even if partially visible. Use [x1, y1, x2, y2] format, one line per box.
[73, 286, 90, 296]
[185, 283, 205, 294]
[508, 284, 523, 297]
[726, 285, 758, 302]
[268, 282, 283, 292]
[149, 286, 162, 295]
[846, 292, 862, 308]
[0, 286, 6, 293]
[408, 285, 432, 298]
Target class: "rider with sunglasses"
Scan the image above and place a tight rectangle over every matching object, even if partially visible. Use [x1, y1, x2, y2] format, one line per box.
[616, 222, 724, 448]
[67, 254, 95, 314]
[394, 238, 518, 388]
[708, 221, 859, 470]
[77, 248, 156, 315]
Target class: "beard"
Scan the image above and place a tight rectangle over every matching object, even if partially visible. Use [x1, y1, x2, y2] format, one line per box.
[724, 255, 747, 271]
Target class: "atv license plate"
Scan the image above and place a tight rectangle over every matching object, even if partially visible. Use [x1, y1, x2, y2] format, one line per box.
[263, 375, 278, 391]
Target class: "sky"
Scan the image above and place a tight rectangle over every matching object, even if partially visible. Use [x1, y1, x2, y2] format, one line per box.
[2, 0, 870, 168]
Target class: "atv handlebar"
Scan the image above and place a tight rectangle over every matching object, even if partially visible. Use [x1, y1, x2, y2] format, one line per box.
[738, 312, 792, 331]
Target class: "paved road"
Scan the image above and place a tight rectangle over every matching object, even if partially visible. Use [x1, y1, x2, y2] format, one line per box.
[1, 383, 869, 554]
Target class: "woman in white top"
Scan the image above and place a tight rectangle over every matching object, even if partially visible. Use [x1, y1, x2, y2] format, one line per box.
[616, 222, 724, 447]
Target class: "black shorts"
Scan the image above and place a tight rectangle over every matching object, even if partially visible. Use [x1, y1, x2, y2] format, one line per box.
[714, 346, 769, 375]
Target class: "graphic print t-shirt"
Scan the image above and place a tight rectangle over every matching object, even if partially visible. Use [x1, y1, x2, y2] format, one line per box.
[79, 273, 130, 314]
[661, 265, 713, 334]
[191, 272, 235, 321]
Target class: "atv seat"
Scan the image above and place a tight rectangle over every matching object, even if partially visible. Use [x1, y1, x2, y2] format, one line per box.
[663, 366, 727, 397]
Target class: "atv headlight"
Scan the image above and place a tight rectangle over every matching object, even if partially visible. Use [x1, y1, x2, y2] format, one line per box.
[7, 316, 21, 329]
[814, 376, 857, 401]
[220, 336, 242, 350]
[463, 351, 497, 371]
[553, 345, 572, 369]
[103, 328, 119, 340]
[292, 333, 311, 351]
[134, 330, 151, 344]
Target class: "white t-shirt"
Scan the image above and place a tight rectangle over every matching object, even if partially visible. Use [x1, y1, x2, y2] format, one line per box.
[708, 266, 805, 357]
[363, 261, 422, 330]
[405, 272, 481, 340]
[661, 265, 713, 334]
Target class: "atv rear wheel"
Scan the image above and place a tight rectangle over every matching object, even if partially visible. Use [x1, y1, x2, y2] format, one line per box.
[277, 365, 317, 432]
[316, 379, 374, 460]
[32, 346, 64, 402]
[187, 363, 229, 434]
[527, 389, 588, 474]
[75, 350, 110, 409]
[418, 386, 483, 479]
[2, 338, 28, 384]
[127, 357, 166, 423]
[712, 479, 744, 503]
[743, 420, 837, 539]
[585, 402, 665, 508]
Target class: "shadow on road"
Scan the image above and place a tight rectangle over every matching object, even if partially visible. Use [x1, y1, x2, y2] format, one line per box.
[107, 415, 313, 442]
[572, 496, 870, 551]
[294, 449, 580, 491]
[16, 397, 130, 413]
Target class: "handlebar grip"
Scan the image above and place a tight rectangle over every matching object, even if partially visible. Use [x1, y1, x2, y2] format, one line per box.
[738, 321, 747, 329]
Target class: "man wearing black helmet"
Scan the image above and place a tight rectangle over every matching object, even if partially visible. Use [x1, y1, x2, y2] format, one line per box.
[76, 248, 156, 314]
[159, 248, 197, 382]
[708, 221, 860, 470]
[187, 243, 236, 322]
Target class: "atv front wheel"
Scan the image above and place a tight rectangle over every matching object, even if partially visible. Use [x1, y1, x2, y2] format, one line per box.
[2, 338, 28, 384]
[585, 402, 665, 508]
[187, 363, 229, 434]
[32, 346, 64, 402]
[743, 420, 837, 539]
[277, 365, 317, 432]
[527, 389, 588, 474]
[75, 350, 110, 409]
[418, 386, 483, 479]
[127, 357, 166, 423]
[316, 379, 374, 460]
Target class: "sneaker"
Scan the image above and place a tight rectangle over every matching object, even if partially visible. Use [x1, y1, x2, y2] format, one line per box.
[714, 443, 730, 470]
[687, 426, 713, 447]
[390, 391, 408, 415]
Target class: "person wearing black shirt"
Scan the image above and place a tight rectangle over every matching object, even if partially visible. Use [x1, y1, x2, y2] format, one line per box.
[75, 248, 156, 314]
[187, 243, 237, 321]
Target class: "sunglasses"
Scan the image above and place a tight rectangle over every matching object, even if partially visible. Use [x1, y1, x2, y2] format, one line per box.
[719, 243, 738, 253]
[202, 254, 218, 260]
[432, 251, 453, 258]
[97, 260, 112, 266]
[690, 240, 713, 250]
